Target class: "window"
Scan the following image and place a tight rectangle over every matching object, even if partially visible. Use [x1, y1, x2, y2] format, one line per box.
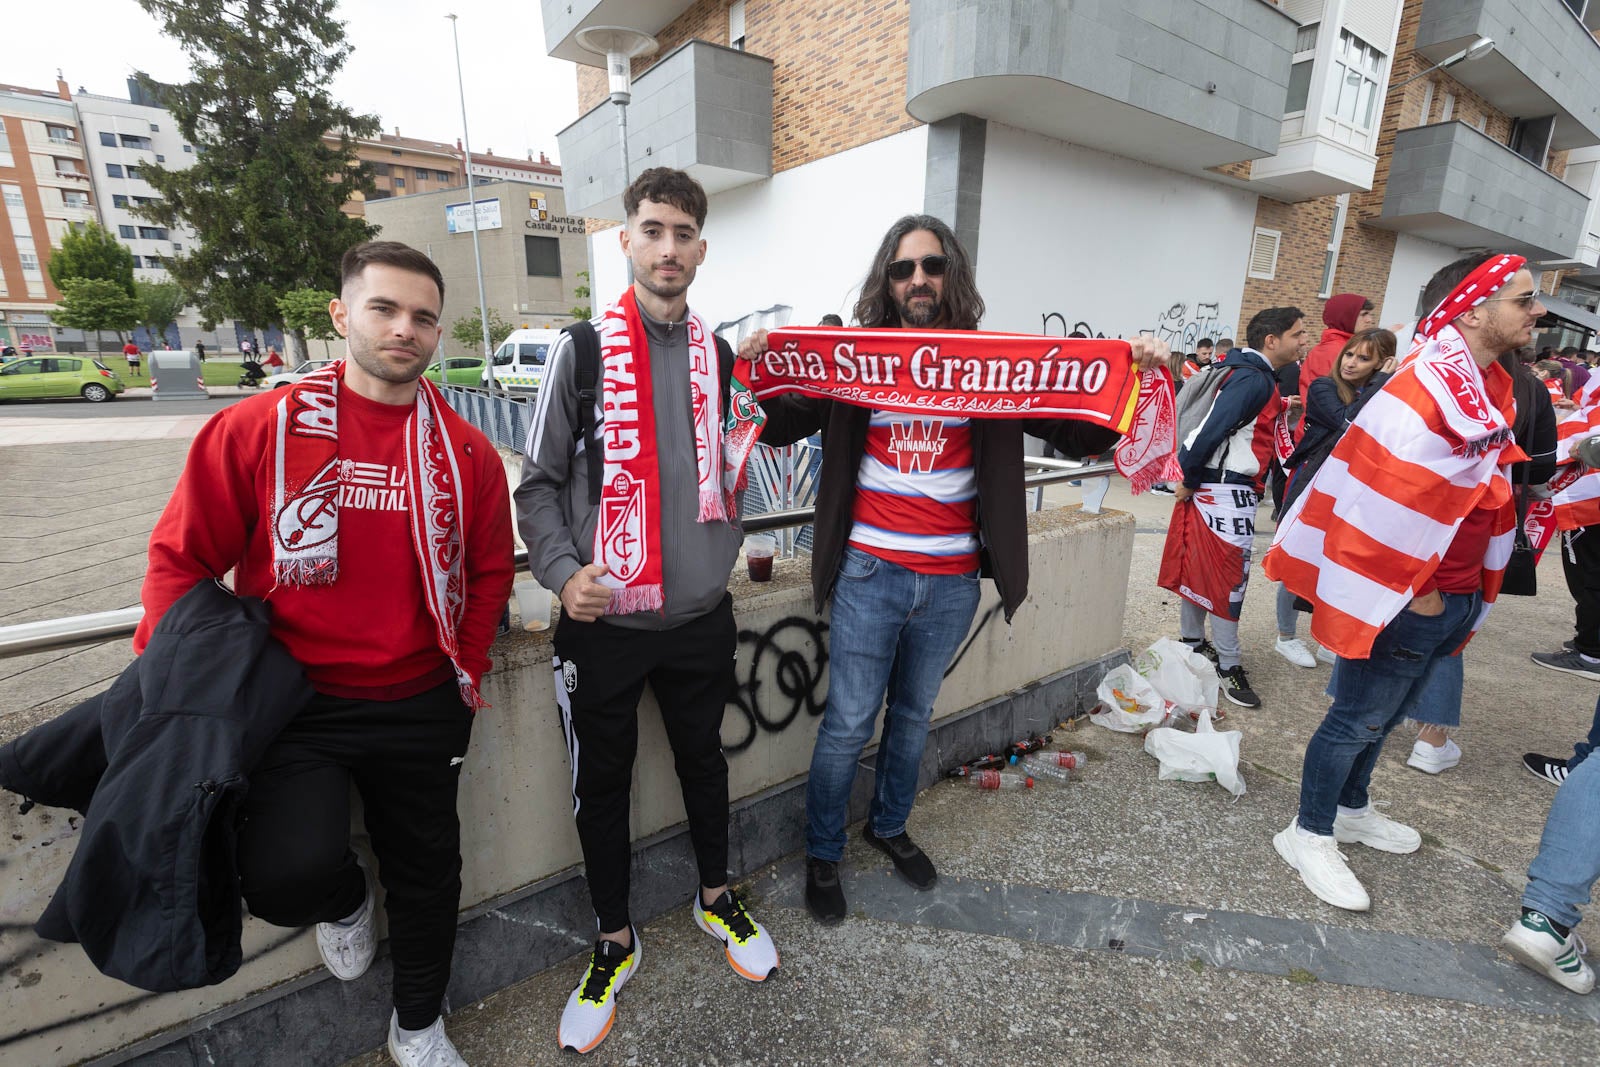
[417, 167, 430, 180]
[525, 235, 562, 278]
[148, 122, 159, 132]
[46, 125, 76, 145]
[1329, 30, 1386, 133]
[391, 148, 402, 156]
[1418, 81, 1434, 124]
[729, 0, 747, 50]
[63, 191, 89, 209]
[125, 165, 143, 180]
[1247, 228, 1281, 281]
[106, 163, 123, 178]
[144, 256, 166, 268]
[1439, 92, 1455, 122]
[119, 224, 135, 238]
[155, 154, 165, 163]
[1285, 23, 1318, 113]
[113, 194, 129, 208]
[3, 187, 24, 208]
[54, 158, 84, 178]
[99, 131, 117, 147]
[137, 226, 168, 240]
[171, 241, 182, 251]
[19, 252, 39, 271]
[395, 177, 406, 189]
[371, 162, 391, 176]
[119, 134, 153, 150]
[1318, 195, 1350, 299]
[183, 144, 193, 153]
[436, 169, 453, 181]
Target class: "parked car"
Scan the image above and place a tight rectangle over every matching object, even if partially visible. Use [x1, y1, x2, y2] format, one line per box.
[423, 356, 487, 386]
[0, 356, 125, 402]
[483, 329, 559, 392]
[263, 359, 337, 389]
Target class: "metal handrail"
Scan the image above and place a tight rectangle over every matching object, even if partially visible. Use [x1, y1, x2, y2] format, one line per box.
[0, 460, 1117, 659]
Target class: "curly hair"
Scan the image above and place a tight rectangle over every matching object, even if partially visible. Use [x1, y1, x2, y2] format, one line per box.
[852, 215, 985, 330]
[623, 167, 708, 229]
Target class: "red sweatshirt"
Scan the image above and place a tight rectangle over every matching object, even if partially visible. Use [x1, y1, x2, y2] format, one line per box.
[135, 385, 515, 699]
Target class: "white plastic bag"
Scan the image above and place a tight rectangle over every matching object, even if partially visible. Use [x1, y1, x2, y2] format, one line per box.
[1135, 637, 1220, 722]
[1142, 709, 1246, 795]
[1091, 663, 1171, 733]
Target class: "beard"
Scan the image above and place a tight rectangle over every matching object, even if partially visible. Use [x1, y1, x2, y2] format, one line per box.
[347, 332, 428, 385]
[636, 259, 696, 302]
[896, 285, 942, 327]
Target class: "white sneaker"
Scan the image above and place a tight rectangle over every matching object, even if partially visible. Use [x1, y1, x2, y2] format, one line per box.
[558, 930, 641, 1054]
[1405, 738, 1462, 775]
[317, 861, 375, 981]
[388, 1012, 468, 1067]
[693, 889, 779, 981]
[1502, 911, 1595, 994]
[1273, 820, 1371, 911]
[1316, 645, 1337, 665]
[1274, 636, 1317, 668]
[1333, 806, 1422, 854]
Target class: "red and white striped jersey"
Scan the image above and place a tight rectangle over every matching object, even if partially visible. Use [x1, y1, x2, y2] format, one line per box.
[848, 411, 980, 574]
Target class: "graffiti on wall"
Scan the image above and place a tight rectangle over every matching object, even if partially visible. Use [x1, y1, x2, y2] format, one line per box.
[723, 616, 829, 754]
[1041, 300, 1226, 353]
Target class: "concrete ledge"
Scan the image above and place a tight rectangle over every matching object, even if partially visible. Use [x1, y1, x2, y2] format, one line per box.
[114, 649, 1127, 1067]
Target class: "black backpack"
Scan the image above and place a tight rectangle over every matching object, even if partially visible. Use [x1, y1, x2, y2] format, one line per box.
[562, 320, 737, 505]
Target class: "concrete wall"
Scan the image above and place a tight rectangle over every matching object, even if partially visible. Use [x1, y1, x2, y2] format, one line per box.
[976, 121, 1262, 342]
[1380, 121, 1592, 260]
[0, 507, 1133, 1066]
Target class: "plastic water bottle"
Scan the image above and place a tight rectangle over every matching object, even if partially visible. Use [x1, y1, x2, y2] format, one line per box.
[1026, 750, 1088, 772]
[965, 769, 1034, 791]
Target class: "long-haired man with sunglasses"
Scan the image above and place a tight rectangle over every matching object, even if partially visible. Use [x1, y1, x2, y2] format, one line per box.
[746, 214, 1167, 924]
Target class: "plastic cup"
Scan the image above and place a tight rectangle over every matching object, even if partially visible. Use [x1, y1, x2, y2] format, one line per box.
[514, 582, 553, 632]
[745, 534, 777, 582]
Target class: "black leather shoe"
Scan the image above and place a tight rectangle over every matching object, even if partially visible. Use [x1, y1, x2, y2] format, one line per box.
[805, 857, 846, 925]
[862, 825, 937, 890]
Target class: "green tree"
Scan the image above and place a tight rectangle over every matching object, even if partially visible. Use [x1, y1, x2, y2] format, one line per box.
[130, 0, 378, 339]
[53, 278, 142, 340]
[134, 280, 187, 347]
[276, 287, 339, 361]
[47, 221, 136, 296]
[452, 308, 514, 354]
[569, 269, 591, 322]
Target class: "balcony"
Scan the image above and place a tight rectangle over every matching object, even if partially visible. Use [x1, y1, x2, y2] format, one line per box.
[1546, 145, 1600, 271]
[1415, 0, 1600, 149]
[905, 0, 1297, 172]
[557, 40, 772, 220]
[1247, 133, 1377, 201]
[1373, 122, 1591, 261]
[541, 0, 698, 65]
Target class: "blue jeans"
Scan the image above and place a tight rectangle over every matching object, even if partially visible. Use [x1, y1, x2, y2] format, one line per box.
[1523, 752, 1600, 928]
[1568, 691, 1600, 771]
[1296, 592, 1480, 836]
[805, 547, 981, 862]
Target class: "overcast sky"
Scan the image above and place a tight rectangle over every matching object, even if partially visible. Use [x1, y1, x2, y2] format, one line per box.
[8, 0, 581, 163]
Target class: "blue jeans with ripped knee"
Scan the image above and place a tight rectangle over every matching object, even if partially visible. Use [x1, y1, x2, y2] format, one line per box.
[1295, 591, 1480, 836]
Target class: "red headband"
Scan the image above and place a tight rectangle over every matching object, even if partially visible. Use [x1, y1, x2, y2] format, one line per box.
[1418, 254, 1526, 338]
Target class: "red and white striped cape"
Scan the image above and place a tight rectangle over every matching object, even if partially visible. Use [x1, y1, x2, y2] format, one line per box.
[1551, 376, 1600, 531]
[1262, 324, 1524, 659]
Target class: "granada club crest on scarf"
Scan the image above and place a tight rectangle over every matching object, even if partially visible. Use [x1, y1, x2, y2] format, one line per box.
[1113, 367, 1181, 495]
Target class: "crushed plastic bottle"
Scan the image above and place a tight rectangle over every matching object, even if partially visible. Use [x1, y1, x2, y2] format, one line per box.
[965, 769, 1034, 791]
[1027, 750, 1088, 772]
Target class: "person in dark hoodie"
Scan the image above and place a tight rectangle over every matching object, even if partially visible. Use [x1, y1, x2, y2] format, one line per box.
[1299, 293, 1375, 411]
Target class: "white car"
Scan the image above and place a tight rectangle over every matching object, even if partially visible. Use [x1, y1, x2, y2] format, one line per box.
[264, 359, 337, 389]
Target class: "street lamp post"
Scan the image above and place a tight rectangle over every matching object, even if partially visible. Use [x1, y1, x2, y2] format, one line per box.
[1392, 36, 1495, 91]
[447, 13, 495, 387]
[575, 26, 659, 284]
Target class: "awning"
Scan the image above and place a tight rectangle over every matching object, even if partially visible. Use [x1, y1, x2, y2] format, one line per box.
[1538, 293, 1600, 334]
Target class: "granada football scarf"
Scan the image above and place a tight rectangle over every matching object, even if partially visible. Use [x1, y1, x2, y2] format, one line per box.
[592, 290, 765, 615]
[1550, 376, 1600, 532]
[746, 327, 1140, 432]
[1264, 254, 1527, 659]
[1114, 367, 1182, 495]
[269, 362, 484, 707]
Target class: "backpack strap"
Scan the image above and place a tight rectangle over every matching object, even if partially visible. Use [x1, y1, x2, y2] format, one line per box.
[714, 333, 736, 415]
[562, 320, 604, 506]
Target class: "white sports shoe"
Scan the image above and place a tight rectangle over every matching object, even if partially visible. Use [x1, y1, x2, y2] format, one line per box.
[1333, 806, 1422, 854]
[1273, 819, 1371, 911]
[388, 1012, 468, 1067]
[1274, 636, 1317, 668]
[693, 889, 779, 981]
[1316, 645, 1337, 665]
[558, 930, 641, 1054]
[316, 861, 375, 981]
[1405, 737, 1462, 775]
[1502, 912, 1595, 994]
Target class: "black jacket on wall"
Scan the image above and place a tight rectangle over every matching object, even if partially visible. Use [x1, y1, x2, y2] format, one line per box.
[0, 579, 312, 992]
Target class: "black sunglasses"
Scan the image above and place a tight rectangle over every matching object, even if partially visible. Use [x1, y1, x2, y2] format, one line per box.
[886, 254, 950, 281]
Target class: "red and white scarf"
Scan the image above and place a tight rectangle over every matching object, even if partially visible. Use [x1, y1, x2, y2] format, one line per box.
[592, 290, 765, 615]
[269, 362, 484, 707]
[1550, 376, 1600, 531]
[1264, 254, 1527, 659]
[1114, 367, 1181, 495]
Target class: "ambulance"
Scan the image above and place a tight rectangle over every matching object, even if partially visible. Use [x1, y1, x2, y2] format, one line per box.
[482, 328, 561, 393]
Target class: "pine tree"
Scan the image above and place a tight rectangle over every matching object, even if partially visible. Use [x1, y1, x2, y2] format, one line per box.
[132, 0, 378, 336]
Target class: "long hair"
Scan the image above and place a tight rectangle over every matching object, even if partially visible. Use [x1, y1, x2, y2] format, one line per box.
[852, 214, 985, 330]
[1332, 328, 1396, 405]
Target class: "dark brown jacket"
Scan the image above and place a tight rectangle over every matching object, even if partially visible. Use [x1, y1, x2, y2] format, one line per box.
[759, 398, 1118, 622]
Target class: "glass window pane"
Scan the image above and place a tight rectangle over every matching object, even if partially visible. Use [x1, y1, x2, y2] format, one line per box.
[1286, 60, 1313, 112]
[1356, 78, 1378, 129]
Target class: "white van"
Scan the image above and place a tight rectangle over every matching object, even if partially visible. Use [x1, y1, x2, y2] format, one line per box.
[483, 328, 561, 392]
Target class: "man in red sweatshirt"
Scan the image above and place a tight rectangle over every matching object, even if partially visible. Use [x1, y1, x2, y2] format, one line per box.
[135, 241, 514, 1067]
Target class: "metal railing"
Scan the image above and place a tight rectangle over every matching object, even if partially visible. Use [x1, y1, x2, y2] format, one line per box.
[0, 460, 1116, 660]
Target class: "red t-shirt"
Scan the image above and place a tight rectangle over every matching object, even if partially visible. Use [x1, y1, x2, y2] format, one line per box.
[122, 343, 139, 357]
[848, 411, 979, 574]
[135, 385, 514, 699]
[1427, 506, 1495, 595]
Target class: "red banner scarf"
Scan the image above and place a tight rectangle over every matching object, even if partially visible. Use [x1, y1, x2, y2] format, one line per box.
[269, 363, 484, 707]
[748, 327, 1140, 432]
[593, 290, 764, 615]
[1114, 367, 1181, 494]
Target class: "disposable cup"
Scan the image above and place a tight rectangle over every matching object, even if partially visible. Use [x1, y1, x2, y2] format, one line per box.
[514, 582, 553, 632]
[745, 534, 777, 582]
